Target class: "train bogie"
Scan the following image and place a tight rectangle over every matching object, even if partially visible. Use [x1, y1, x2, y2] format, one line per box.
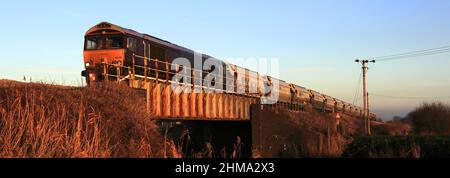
[292, 85, 311, 103]
[277, 80, 292, 103]
[334, 99, 344, 112]
[307, 90, 326, 110]
[322, 95, 335, 112]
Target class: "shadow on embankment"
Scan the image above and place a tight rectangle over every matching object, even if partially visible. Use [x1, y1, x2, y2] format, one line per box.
[251, 104, 367, 158]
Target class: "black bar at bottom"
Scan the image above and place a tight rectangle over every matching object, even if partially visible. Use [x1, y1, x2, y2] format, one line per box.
[0, 158, 446, 177]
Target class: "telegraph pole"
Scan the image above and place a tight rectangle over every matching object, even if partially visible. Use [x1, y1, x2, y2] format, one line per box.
[355, 59, 375, 135]
[366, 92, 371, 135]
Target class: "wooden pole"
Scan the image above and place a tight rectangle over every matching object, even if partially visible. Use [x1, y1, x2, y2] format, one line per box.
[362, 62, 367, 135]
[355, 59, 375, 135]
[367, 92, 371, 135]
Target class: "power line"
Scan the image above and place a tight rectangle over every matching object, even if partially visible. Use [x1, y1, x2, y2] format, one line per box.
[352, 70, 362, 105]
[376, 49, 450, 61]
[364, 45, 450, 101]
[373, 45, 450, 59]
[354, 95, 364, 105]
[370, 93, 450, 99]
[372, 45, 450, 62]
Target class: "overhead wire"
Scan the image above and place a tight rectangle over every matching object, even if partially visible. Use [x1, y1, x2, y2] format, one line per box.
[352, 70, 362, 105]
[372, 45, 450, 62]
[370, 93, 450, 100]
[361, 45, 450, 100]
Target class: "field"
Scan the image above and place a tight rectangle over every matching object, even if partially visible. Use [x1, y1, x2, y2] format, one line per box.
[342, 136, 450, 158]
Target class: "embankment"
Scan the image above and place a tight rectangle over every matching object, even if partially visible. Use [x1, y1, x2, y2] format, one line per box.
[0, 80, 166, 158]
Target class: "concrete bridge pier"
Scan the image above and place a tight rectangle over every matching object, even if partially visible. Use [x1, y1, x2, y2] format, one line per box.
[205, 92, 211, 118]
[218, 93, 224, 119]
[223, 94, 229, 119]
[162, 85, 171, 117]
[152, 83, 162, 117]
[211, 92, 217, 119]
[239, 98, 245, 119]
[172, 86, 181, 118]
[190, 91, 197, 118]
[197, 90, 204, 118]
[230, 95, 236, 119]
[181, 87, 189, 118]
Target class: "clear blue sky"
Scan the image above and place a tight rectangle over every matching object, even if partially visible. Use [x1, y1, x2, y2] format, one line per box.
[1, 0, 450, 120]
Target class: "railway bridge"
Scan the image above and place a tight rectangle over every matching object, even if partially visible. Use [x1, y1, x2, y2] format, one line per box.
[82, 22, 376, 157]
[95, 61, 318, 158]
[97, 54, 306, 121]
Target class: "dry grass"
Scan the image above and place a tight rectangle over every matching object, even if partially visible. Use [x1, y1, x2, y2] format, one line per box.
[372, 120, 412, 136]
[0, 80, 166, 158]
[254, 105, 361, 157]
[342, 136, 450, 158]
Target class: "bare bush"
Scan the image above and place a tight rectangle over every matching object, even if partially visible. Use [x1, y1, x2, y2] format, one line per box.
[407, 102, 450, 136]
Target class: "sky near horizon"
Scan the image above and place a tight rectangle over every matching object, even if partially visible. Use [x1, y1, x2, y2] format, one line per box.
[1, 0, 450, 120]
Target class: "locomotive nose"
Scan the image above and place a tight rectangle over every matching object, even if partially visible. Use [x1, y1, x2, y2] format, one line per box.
[83, 49, 125, 67]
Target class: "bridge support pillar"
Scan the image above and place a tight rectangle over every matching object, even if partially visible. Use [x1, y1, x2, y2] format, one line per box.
[205, 92, 211, 118]
[231, 95, 237, 119]
[240, 99, 245, 119]
[152, 83, 162, 117]
[181, 88, 189, 118]
[162, 85, 171, 117]
[218, 93, 224, 119]
[211, 92, 217, 119]
[172, 86, 181, 118]
[244, 98, 250, 119]
[190, 91, 197, 118]
[197, 90, 204, 118]
[223, 94, 229, 119]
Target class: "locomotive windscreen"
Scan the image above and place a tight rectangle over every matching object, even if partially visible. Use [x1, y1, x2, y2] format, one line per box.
[85, 35, 125, 50]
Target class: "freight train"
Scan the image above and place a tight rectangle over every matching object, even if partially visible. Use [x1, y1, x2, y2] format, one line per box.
[81, 22, 376, 119]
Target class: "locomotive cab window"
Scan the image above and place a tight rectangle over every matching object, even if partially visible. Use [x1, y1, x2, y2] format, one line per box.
[85, 36, 124, 50]
[127, 37, 137, 52]
[105, 36, 124, 49]
[86, 36, 103, 50]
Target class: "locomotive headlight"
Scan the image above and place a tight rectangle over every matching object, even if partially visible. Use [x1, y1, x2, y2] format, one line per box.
[89, 73, 96, 81]
[85, 62, 90, 67]
[112, 60, 122, 66]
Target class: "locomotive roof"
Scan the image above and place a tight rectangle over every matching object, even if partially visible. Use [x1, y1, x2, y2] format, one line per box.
[85, 22, 287, 79]
[86, 22, 215, 58]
